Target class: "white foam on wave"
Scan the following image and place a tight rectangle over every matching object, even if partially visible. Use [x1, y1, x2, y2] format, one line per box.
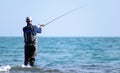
[21, 64, 32, 68]
[0, 65, 11, 72]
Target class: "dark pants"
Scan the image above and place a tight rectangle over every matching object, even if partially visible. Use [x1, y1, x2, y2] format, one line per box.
[24, 45, 36, 67]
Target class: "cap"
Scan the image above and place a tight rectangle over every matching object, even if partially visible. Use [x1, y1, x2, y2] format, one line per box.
[26, 16, 32, 22]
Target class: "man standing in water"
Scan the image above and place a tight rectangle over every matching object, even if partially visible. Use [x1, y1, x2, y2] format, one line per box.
[23, 16, 44, 67]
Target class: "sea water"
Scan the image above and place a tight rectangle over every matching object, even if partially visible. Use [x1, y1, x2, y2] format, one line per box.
[0, 37, 120, 73]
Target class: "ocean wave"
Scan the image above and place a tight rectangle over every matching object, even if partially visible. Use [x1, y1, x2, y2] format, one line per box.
[0, 64, 120, 73]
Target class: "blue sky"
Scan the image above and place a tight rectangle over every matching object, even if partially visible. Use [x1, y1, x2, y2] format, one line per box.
[0, 0, 120, 37]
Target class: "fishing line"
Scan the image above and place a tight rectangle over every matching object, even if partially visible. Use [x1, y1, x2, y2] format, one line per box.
[38, 7, 82, 26]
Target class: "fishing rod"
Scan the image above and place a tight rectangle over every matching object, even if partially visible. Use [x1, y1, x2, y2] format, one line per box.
[38, 7, 82, 26]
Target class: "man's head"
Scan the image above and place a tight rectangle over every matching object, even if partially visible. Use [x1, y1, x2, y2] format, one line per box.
[26, 16, 32, 23]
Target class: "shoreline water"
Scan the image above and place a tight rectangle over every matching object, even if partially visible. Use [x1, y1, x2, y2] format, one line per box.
[0, 64, 120, 73]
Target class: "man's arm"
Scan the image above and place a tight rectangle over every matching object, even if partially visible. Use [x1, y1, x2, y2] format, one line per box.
[34, 24, 44, 33]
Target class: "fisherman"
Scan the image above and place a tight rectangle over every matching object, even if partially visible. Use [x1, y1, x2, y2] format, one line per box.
[23, 16, 44, 67]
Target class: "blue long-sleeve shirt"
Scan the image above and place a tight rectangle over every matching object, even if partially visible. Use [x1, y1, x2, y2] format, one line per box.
[23, 24, 42, 36]
[23, 23, 42, 44]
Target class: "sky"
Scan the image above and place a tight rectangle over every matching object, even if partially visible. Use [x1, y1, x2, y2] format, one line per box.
[0, 0, 120, 37]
